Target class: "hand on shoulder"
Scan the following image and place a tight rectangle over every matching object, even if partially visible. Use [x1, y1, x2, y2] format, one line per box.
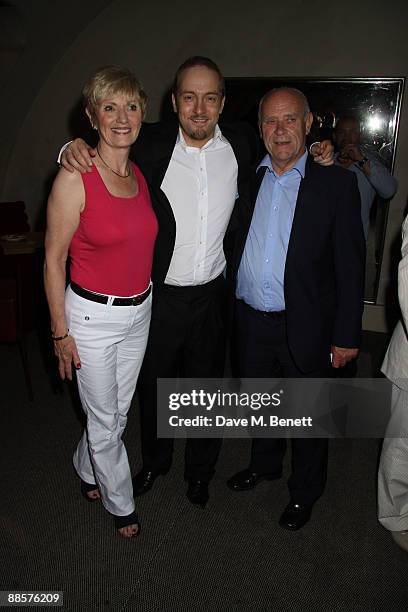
[60, 138, 96, 174]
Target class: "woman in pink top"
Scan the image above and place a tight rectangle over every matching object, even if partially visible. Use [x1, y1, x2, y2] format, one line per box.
[44, 66, 158, 538]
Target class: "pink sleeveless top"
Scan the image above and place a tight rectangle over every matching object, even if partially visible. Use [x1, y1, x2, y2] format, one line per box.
[69, 162, 157, 296]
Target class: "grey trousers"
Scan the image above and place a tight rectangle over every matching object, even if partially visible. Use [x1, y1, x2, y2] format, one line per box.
[378, 383, 408, 531]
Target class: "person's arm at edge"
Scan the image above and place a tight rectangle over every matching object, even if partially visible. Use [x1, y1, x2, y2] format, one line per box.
[398, 217, 408, 330]
[361, 153, 398, 200]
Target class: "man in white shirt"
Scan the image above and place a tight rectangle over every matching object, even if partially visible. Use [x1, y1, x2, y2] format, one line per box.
[132, 58, 246, 508]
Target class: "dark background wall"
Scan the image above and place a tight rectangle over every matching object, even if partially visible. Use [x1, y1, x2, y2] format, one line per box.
[1, 0, 407, 324]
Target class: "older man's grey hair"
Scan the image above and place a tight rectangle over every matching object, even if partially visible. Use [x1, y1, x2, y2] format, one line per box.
[258, 87, 311, 123]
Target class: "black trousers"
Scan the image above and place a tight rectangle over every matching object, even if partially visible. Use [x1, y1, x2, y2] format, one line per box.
[137, 276, 226, 481]
[235, 299, 331, 506]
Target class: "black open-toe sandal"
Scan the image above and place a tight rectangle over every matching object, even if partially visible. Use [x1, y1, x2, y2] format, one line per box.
[80, 479, 100, 502]
[113, 511, 140, 538]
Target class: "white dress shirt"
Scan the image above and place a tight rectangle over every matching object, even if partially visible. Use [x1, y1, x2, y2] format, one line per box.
[161, 125, 238, 286]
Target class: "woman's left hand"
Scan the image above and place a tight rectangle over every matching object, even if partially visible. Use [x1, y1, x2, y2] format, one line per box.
[53, 334, 81, 381]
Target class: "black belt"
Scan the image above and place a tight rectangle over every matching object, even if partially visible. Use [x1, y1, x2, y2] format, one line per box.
[161, 274, 224, 294]
[258, 309, 285, 319]
[239, 299, 285, 319]
[70, 282, 151, 306]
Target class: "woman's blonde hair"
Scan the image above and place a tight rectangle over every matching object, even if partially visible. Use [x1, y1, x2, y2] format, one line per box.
[83, 65, 147, 120]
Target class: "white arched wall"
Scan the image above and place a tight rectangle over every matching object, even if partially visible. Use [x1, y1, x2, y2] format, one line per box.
[2, 0, 407, 327]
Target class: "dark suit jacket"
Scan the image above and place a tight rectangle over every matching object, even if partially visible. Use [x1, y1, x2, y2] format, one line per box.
[232, 155, 366, 373]
[130, 119, 257, 285]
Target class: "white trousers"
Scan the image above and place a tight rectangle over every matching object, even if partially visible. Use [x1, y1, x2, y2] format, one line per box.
[378, 383, 408, 531]
[65, 284, 151, 517]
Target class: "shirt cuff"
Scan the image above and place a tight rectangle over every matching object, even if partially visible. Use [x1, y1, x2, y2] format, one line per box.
[56, 141, 72, 165]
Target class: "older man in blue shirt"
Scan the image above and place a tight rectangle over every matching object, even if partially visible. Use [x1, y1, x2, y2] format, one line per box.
[228, 88, 365, 531]
[237, 149, 306, 312]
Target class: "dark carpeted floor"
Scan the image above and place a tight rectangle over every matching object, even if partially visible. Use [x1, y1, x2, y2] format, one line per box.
[1, 331, 408, 611]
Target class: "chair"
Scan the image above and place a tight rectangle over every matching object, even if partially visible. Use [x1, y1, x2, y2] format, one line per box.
[0, 201, 34, 400]
[0, 245, 34, 400]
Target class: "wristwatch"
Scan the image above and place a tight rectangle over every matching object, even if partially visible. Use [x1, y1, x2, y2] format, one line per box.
[358, 156, 369, 168]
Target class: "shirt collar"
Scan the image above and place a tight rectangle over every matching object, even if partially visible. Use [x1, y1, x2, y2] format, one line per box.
[176, 124, 225, 151]
[258, 148, 308, 178]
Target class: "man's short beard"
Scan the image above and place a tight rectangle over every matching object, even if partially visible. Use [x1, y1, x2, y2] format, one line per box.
[188, 127, 210, 141]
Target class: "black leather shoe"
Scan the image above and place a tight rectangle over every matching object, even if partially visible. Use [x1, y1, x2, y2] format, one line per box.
[226, 468, 281, 491]
[279, 502, 312, 531]
[132, 468, 169, 496]
[186, 480, 209, 508]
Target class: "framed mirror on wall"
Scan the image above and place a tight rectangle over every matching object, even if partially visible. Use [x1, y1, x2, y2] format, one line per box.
[222, 77, 405, 304]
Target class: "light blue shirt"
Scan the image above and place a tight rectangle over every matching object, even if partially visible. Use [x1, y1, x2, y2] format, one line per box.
[236, 150, 307, 311]
[334, 148, 397, 240]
